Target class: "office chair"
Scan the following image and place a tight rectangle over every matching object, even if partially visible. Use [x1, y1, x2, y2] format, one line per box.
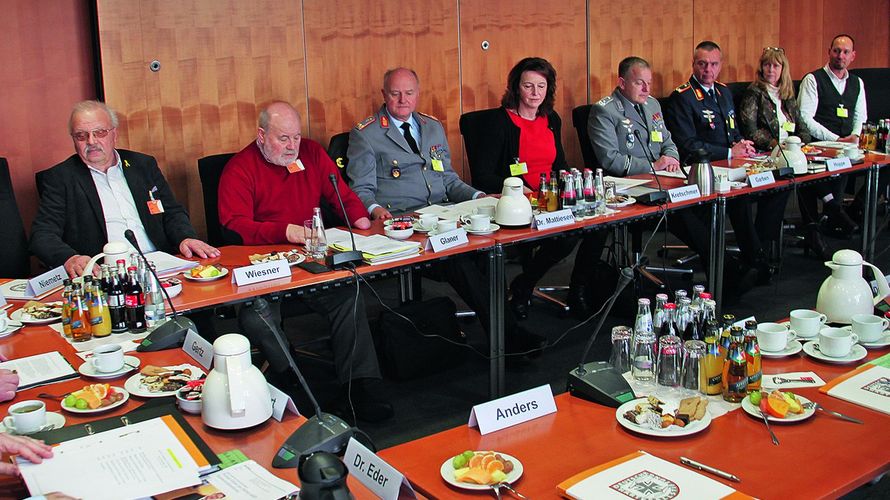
[1, 158, 31, 278]
[197, 153, 242, 247]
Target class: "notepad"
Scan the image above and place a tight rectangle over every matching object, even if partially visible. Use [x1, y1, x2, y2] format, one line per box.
[0, 352, 78, 391]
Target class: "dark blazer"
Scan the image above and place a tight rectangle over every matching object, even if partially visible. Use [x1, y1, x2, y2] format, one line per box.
[666, 77, 743, 162]
[30, 150, 197, 268]
[462, 107, 567, 194]
[738, 83, 812, 151]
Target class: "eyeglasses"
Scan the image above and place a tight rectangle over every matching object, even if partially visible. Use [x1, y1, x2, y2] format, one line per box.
[763, 47, 785, 54]
[71, 128, 113, 142]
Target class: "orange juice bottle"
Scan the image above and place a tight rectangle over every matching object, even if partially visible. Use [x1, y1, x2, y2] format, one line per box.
[88, 284, 112, 338]
[70, 286, 92, 342]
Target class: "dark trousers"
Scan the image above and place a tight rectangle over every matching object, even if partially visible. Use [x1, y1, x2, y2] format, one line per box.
[439, 255, 515, 335]
[727, 191, 791, 262]
[238, 288, 381, 384]
[511, 236, 580, 291]
[798, 178, 847, 224]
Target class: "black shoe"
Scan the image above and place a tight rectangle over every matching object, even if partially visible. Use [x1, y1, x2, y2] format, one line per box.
[567, 284, 592, 319]
[824, 201, 860, 236]
[344, 378, 393, 423]
[508, 276, 532, 320]
[803, 224, 832, 261]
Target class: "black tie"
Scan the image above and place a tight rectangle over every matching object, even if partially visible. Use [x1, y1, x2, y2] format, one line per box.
[707, 89, 716, 101]
[400, 123, 420, 155]
[634, 104, 649, 131]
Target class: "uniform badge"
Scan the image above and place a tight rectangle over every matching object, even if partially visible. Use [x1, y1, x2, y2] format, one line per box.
[622, 119, 634, 149]
[703, 110, 716, 129]
[651, 112, 662, 123]
[391, 160, 400, 178]
[693, 88, 704, 101]
[355, 115, 376, 130]
[429, 144, 446, 160]
[379, 114, 389, 128]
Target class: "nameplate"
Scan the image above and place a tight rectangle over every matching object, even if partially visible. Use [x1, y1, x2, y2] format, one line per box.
[826, 157, 852, 172]
[426, 228, 468, 252]
[345, 437, 416, 500]
[183, 328, 213, 369]
[533, 209, 575, 230]
[747, 171, 775, 188]
[667, 185, 702, 203]
[268, 383, 300, 421]
[233, 260, 290, 286]
[29, 266, 67, 296]
[468, 384, 557, 435]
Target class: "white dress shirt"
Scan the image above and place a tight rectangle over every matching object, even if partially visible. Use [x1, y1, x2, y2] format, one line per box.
[797, 65, 868, 141]
[87, 151, 157, 253]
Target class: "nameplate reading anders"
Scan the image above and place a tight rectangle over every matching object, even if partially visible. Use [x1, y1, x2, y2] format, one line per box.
[233, 260, 290, 286]
[344, 438, 416, 500]
[426, 228, 468, 253]
[826, 157, 852, 172]
[748, 171, 775, 188]
[533, 208, 575, 230]
[468, 384, 557, 435]
[668, 185, 702, 203]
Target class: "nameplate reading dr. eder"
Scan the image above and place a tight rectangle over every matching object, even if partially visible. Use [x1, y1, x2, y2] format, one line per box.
[426, 228, 468, 253]
[344, 437, 416, 499]
[668, 184, 702, 203]
[533, 208, 575, 230]
[468, 384, 557, 435]
[748, 171, 775, 188]
[826, 157, 852, 172]
[233, 259, 290, 286]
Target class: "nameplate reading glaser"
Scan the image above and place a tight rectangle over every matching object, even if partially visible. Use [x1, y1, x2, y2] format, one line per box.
[468, 384, 557, 435]
[668, 185, 702, 203]
[29, 266, 67, 297]
[344, 437, 416, 499]
[426, 228, 468, 253]
[233, 260, 290, 286]
[747, 171, 776, 188]
[183, 329, 213, 369]
[533, 209, 575, 230]
[826, 157, 852, 172]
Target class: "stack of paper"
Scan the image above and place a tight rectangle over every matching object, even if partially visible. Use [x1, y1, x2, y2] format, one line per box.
[0, 352, 78, 390]
[144, 250, 199, 276]
[414, 197, 498, 221]
[326, 229, 422, 265]
[820, 361, 890, 415]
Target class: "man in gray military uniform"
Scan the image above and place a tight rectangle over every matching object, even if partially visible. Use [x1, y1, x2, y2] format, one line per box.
[588, 56, 681, 176]
[348, 67, 482, 219]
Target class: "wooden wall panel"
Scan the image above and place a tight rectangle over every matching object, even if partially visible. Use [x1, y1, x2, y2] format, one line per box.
[693, 0, 780, 83]
[302, 0, 462, 172]
[588, 1, 694, 100]
[460, 0, 587, 174]
[0, 0, 95, 233]
[97, 0, 307, 239]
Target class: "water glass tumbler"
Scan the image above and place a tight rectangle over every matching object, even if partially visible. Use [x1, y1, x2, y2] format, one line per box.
[681, 340, 706, 392]
[656, 335, 683, 387]
[609, 326, 632, 374]
[631, 330, 656, 382]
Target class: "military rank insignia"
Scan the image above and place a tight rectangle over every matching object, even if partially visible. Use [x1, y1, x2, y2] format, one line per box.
[623, 119, 634, 149]
[391, 160, 400, 178]
[703, 110, 716, 129]
[355, 115, 376, 130]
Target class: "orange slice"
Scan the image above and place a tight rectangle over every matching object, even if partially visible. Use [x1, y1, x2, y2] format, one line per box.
[468, 454, 484, 468]
[486, 460, 504, 473]
[481, 455, 496, 469]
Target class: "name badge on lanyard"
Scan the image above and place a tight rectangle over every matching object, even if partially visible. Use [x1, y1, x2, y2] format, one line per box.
[147, 186, 164, 215]
[837, 104, 849, 118]
[650, 130, 663, 143]
[509, 157, 528, 176]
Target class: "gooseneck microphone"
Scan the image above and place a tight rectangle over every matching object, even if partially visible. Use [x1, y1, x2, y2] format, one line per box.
[631, 129, 669, 205]
[325, 174, 364, 269]
[125, 229, 197, 352]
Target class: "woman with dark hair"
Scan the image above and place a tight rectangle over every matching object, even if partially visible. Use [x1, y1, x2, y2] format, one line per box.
[463, 57, 592, 319]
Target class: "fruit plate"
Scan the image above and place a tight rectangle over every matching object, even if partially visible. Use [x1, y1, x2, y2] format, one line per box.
[60, 386, 129, 414]
[615, 398, 712, 437]
[182, 267, 229, 282]
[741, 393, 815, 423]
[248, 250, 305, 267]
[124, 364, 204, 397]
[440, 452, 523, 490]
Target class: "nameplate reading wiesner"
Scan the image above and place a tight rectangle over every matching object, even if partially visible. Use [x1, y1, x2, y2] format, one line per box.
[468, 384, 557, 435]
[233, 260, 290, 286]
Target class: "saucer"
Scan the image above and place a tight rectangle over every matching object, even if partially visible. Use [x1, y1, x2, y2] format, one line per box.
[802, 341, 868, 364]
[759, 339, 803, 358]
[0, 324, 23, 338]
[0, 411, 65, 435]
[860, 332, 890, 349]
[464, 223, 500, 235]
[78, 355, 140, 379]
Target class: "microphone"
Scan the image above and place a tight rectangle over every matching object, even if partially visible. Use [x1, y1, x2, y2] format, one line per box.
[631, 129, 669, 205]
[771, 127, 796, 179]
[125, 229, 197, 352]
[325, 174, 364, 269]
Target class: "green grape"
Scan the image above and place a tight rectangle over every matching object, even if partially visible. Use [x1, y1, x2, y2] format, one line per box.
[63, 394, 77, 407]
[749, 390, 762, 406]
[75, 398, 88, 410]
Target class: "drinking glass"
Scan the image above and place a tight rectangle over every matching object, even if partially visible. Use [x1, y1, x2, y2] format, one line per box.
[681, 340, 706, 392]
[609, 326, 632, 374]
[631, 330, 656, 382]
[656, 335, 683, 387]
[303, 219, 327, 260]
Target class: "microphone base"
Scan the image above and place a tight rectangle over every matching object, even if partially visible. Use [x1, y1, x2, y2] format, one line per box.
[634, 189, 669, 206]
[567, 361, 636, 408]
[774, 166, 795, 179]
[136, 316, 195, 352]
[326, 250, 364, 270]
[273, 412, 354, 468]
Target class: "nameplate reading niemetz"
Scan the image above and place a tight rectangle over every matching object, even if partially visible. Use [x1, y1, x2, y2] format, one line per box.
[183, 328, 213, 369]
[233, 260, 290, 286]
[826, 157, 853, 172]
[29, 266, 67, 296]
[426, 228, 469, 253]
[668, 184, 702, 203]
[747, 171, 776, 188]
[344, 437, 416, 499]
[468, 384, 557, 435]
[533, 208, 575, 230]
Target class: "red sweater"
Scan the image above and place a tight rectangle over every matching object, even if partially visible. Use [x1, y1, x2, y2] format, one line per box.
[218, 140, 368, 245]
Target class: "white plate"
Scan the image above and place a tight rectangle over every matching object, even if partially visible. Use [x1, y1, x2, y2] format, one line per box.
[606, 196, 637, 208]
[741, 393, 815, 423]
[60, 386, 129, 414]
[10, 307, 63, 325]
[802, 341, 868, 364]
[759, 339, 803, 358]
[249, 251, 306, 267]
[0, 411, 66, 435]
[181, 267, 229, 282]
[0, 324, 23, 338]
[439, 452, 523, 490]
[124, 365, 203, 397]
[464, 223, 501, 235]
[861, 332, 890, 348]
[615, 398, 712, 437]
[78, 355, 141, 379]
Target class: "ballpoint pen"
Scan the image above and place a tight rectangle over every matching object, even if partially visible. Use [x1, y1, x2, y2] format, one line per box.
[680, 456, 741, 482]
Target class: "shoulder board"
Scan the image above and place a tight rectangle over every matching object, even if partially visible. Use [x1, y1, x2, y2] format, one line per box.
[595, 96, 613, 106]
[693, 88, 704, 101]
[417, 111, 440, 122]
[354, 115, 376, 130]
[674, 82, 691, 93]
[715, 81, 728, 88]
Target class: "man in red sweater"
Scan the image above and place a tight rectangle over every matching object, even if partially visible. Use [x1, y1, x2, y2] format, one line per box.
[218, 101, 391, 422]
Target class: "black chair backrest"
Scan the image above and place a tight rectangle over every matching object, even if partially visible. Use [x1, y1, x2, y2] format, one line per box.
[458, 109, 491, 190]
[850, 68, 890, 121]
[571, 104, 597, 168]
[0, 158, 31, 278]
[197, 153, 242, 247]
[327, 132, 351, 183]
[35, 169, 49, 198]
[725, 81, 751, 113]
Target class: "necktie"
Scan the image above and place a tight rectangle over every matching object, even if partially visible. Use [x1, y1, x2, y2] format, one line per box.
[400, 123, 420, 155]
[634, 104, 649, 131]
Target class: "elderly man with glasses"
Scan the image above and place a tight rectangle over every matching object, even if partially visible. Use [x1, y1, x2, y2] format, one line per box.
[31, 100, 218, 278]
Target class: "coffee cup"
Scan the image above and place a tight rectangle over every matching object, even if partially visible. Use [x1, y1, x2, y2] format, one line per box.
[818, 327, 859, 357]
[438, 219, 458, 232]
[4, 400, 46, 434]
[0, 310, 8, 331]
[756, 322, 794, 352]
[418, 214, 438, 232]
[789, 309, 827, 339]
[469, 214, 491, 232]
[90, 344, 125, 373]
[477, 205, 496, 218]
[849, 313, 888, 343]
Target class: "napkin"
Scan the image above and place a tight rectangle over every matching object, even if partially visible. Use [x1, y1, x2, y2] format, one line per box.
[761, 371, 826, 389]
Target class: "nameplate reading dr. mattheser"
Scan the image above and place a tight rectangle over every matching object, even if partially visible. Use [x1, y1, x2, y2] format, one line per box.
[533, 208, 575, 230]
